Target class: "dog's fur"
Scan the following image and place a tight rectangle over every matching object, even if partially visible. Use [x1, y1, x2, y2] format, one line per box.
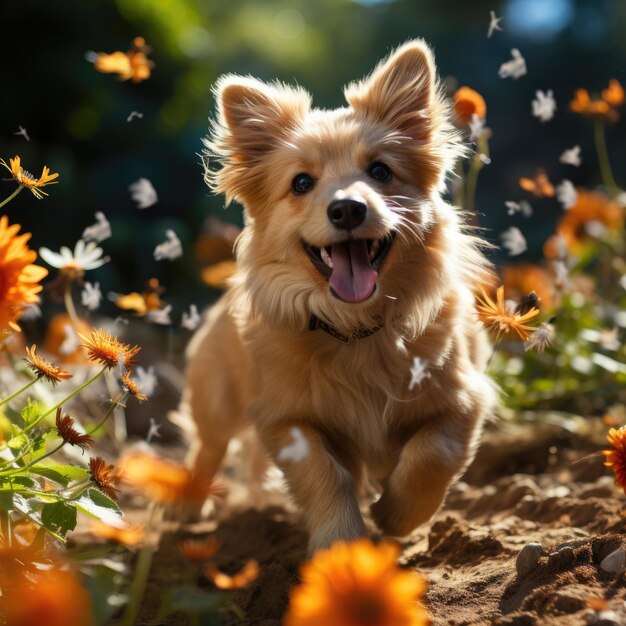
[184, 40, 497, 551]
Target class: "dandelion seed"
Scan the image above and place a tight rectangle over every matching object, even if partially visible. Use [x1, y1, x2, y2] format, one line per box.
[82, 212, 111, 243]
[13, 126, 30, 142]
[0, 155, 59, 200]
[468, 113, 488, 141]
[498, 48, 526, 80]
[556, 180, 577, 210]
[89, 456, 121, 501]
[135, 366, 157, 397]
[81, 282, 102, 311]
[409, 357, 430, 390]
[20, 302, 42, 321]
[154, 230, 182, 261]
[25, 345, 72, 385]
[553, 260, 569, 289]
[277, 427, 310, 464]
[128, 177, 158, 209]
[505, 200, 533, 217]
[560, 145, 582, 167]
[60, 323, 81, 355]
[56, 407, 94, 450]
[487, 10, 503, 38]
[126, 111, 144, 123]
[500, 227, 527, 256]
[524, 323, 555, 353]
[146, 304, 172, 325]
[531, 89, 557, 122]
[146, 417, 161, 443]
[181, 304, 201, 331]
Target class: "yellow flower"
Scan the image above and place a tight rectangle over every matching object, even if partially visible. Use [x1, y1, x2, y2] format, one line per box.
[476, 285, 540, 341]
[24, 345, 72, 385]
[603, 426, 626, 495]
[79, 329, 140, 370]
[0, 217, 48, 335]
[94, 36, 154, 83]
[284, 539, 429, 626]
[0, 156, 59, 199]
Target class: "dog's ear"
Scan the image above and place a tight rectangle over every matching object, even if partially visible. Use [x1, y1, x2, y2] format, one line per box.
[214, 75, 310, 163]
[344, 40, 436, 139]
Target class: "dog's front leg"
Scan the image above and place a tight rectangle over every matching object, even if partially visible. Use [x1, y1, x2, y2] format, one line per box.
[260, 422, 366, 552]
[371, 410, 482, 537]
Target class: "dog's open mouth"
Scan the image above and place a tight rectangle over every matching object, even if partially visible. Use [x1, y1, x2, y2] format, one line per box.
[303, 234, 394, 303]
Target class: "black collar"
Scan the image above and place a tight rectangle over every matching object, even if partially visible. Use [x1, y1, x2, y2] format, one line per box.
[308, 314, 383, 344]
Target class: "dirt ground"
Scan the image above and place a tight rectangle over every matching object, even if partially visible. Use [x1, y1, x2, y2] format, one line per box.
[132, 416, 626, 626]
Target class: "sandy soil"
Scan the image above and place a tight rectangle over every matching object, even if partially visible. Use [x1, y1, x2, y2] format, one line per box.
[131, 417, 626, 626]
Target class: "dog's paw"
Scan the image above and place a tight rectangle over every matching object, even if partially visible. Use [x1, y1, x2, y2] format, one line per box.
[370, 496, 417, 538]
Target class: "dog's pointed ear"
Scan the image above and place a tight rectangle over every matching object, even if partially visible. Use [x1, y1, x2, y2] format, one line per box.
[214, 75, 310, 163]
[344, 40, 436, 139]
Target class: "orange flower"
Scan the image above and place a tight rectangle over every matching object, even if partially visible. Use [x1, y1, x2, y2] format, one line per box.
[89, 456, 121, 501]
[543, 189, 624, 259]
[79, 328, 140, 370]
[120, 451, 226, 504]
[94, 36, 154, 83]
[603, 426, 626, 494]
[90, 521, 145, 547]
[56, 408, 94, 450]
[602, 79, 624, 107]
[25, 345, 72, 385]
[0, 156, 59, 199]
[519, 170, 555, 198]
[42, 314, 92, 365]
[0, 217, 48, 335]
[205, 559, 259, 590]
[114, 277, 165, 316]
[503, 264, 555, 313]
[179, 536, 222, 562]
[476, 285, 540, 341]
[121, 371, 148, 402]
[284, 540, 429, 626]
[453, 86, 487, 126]
[201, 260, 238, 289]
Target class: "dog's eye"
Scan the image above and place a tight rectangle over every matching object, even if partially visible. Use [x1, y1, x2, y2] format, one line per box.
[292, 173, 315, 195]
[368, 162, 392, 182]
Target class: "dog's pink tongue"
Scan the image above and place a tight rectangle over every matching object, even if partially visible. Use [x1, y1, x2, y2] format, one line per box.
[329, 240, 378, 303]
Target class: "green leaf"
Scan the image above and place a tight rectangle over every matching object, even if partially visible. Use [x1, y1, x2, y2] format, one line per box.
[166, 585, 224, 614]
[41, 501, 77, 536]
[6, 434, 28, 452]
[0, 490, 14, 511]
[29, 464, 90, 487]
[20, 400, 41, 426]
[72, 488, 122, 525]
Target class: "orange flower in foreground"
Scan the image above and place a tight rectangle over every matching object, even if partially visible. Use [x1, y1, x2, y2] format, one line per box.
[0, 156, 59, 199]
[603, 426, 626, 495]
[90, 521, 145, 547]
[0, 217, 48, 335]
[453, 86, 487, 126]
[205, 559, 259, 590]
[25, 345, 72, 385]
[519, 170, 555, 198]
[56, 408, 94, 451]
[120, 451, 226, 504]
[94, 36, 154, 83]
[79, 328, 140, 370]
[476, 285, 540, 341]
[284, 540, 429, 626]
[503, 264, 555, 313]
[179, 536, 222, 562]
[89, 456, 121, 501]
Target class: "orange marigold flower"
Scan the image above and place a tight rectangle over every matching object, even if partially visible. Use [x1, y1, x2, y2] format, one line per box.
[284, 539, 429, 626]
[121, 371, 148, 402]
[114, 277, 165, 316]
[90, 521, 145, 547]
[603, 426, 626, 495]
[89, 456, 121, 501]
[93, 36, 154, 83]
[79, 328, 140, 370]
[55, 407, 94, 450]
[476, 285, 540, 341]
[0, 217, 48, 335]
[179, 536, 222, 562]
[25, 345, 72, 385]
[453, 86, 487, 126]
[201, 260, 238, 289]
[205, 559, 259, 590]
[120, 451, 226, 504]
[602, 79, 624, 107]
[569, 87, 618, 121]
[519, 170, 555, 198]
[0, 156, 59, 200]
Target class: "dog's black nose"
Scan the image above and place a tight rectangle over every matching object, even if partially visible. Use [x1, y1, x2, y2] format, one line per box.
[327, 198, 367, 231]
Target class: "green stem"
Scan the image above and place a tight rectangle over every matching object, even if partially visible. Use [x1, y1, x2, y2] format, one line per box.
[24, 367, 107, 433]
[453, 159, 466, 209]
[64, 283, 80, 328]
[86, 391, 127, 436]
[0, 375, 41, 408]
[464, 134, 490, 223]
[0, 185, 24, 209]
[593, 118, 619, 193]
[120, 503, 161, 626]
[1, 442, 65, 476]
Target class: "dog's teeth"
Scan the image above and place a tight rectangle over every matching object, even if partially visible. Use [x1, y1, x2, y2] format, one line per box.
[369, 239, 380, 260]
[320, 247, 333, 268]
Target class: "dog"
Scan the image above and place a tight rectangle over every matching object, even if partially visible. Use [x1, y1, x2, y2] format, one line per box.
[183, 39, 497, 552]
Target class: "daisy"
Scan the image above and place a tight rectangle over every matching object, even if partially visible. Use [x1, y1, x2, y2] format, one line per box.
[25, 345, 72, 385]
[39, 240, 109, 280]
[0, 155, 59, 200]
[476, 285, 540, 341]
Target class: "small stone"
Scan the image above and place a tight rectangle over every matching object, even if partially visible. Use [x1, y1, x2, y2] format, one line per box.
[600, 547, 626, 574]
[516, 542, 543, 577]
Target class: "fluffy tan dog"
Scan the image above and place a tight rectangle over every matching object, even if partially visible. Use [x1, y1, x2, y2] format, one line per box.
[184, 40, 497, 551]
